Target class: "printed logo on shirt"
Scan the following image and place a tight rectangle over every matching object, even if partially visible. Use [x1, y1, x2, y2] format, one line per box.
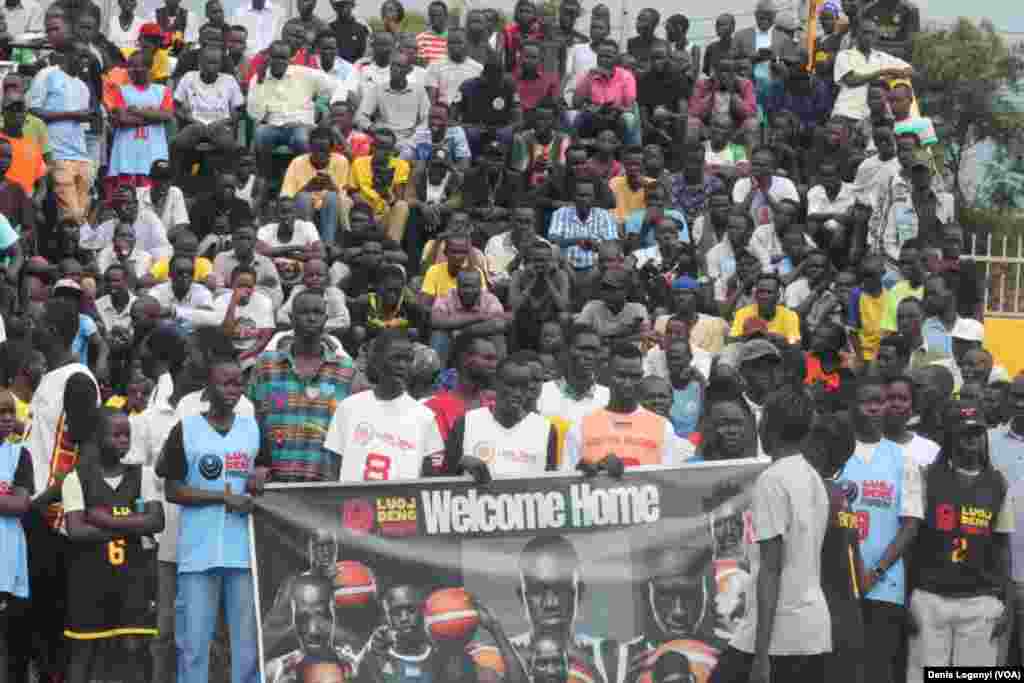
[0, 481, 10, 496]
[198, 454, 223, 480]
[224, 452, 252, 476]
[959, 505, 993, 535]
[837, 479, 860, 505]
[472, 441, 497, 464]
[353, 422, 375, 447]
[858, 479, 895, 508]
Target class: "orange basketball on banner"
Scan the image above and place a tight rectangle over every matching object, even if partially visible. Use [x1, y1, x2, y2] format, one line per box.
[424, 587, 480, 641]
[637, 640, 719, 683]
[333, 561, 377, 608]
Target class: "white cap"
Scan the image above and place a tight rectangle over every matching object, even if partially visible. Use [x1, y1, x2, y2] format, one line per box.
[951, 317, 984, 343]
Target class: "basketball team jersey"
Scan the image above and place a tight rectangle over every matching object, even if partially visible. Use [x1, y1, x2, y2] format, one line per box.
[26, 363, 98, 531]
[463, 408, 552, 476]
[326, 391, 445, 482]
[838, 439, 908, 605]
[915, 464, 1008, 598]
[177, 414, 260, 573]
[64, 464, 157, 640]
[0, 442, 28, 598]
[574, 408, 672, 468]
[616, 637, 718, 683]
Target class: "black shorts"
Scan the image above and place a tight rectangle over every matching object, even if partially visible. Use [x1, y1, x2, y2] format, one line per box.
[0, 592, 26, 636]
[64, 544, 157, 640]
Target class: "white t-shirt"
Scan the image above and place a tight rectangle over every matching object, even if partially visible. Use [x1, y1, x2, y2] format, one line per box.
[833, 48, 910, 121]
[325, 391, 445, 482]
[731, 453, 832, 655]
[898, 433, 941, 468]
[806, 183, 857, 220]
[257, 221, 321, 249]
[107, 14, 147, 49]
[536, 381, 610, 428]
[463, 407, 552, 476]
[211, 290, 276, 363]
[173, 72, 245, 126]
[732, 176, 800, 227]
[27, 363, 99, 497]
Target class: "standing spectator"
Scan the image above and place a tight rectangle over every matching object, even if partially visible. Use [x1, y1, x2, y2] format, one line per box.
[906, 401, 1012, 680]
[4, 0, 42, 37]
[920, 273, 962, 357]
[28, 41, 92, 223]
[464, 9, 495, 66]
[710, 388, 831, 683]
[457, 50, 522, 154]
[636, 42, 691, 136]
[884, 374, 940, 467]
[247, 41, 337, 183]
[284, 0, 327, 51]
[562, 15, 606, 107]
[153, 0, 199, 49]
[537, 323, 609, 425]
[849, 253, 886, 363]
[443, 352, 556, 477]
[329, 0, 369, 65]
[841, 375, 923, 683]
[703, 14, 736, 77]
[661, 336, 706, 439]
[325, 330, 444, 480]
[564, 341, 677, 471]
[248, 291, 354, 482]
[687, 58, 759, 150]
[548, 178, 618, 273]
[0, 387, 30, 673]
[937, 224, 985, 321]
[171, 46, 243, 182]
[832, 20, 913, 122]
[881, 239, 925, 333]
[861, 0, 920, 60]
[157, 351, 266, 683]
[503, 0, 540, 73]
[230, 0, 284, 56]
[62, 409, 163, 682]
[626, 8, 661, 66]
[0, 93, 46, 202]
[106, 51, 173, 197]
[416, 1, 450, 65]
[426, 29, 482, 107]
[281, 126, 352, 246]
[571, 39, 640, 145]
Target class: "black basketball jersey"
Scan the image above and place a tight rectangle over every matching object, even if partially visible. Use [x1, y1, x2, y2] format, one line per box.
[65, 465, 157, 640]
[821, 479, 865, 652]
[915, 463, 1009, 598]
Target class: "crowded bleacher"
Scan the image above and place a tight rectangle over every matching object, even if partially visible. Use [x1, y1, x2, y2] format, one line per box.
[0, 0, 1018, 680]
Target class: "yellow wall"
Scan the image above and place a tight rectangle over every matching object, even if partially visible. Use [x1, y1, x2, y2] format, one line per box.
[985, 317, 1024, 378]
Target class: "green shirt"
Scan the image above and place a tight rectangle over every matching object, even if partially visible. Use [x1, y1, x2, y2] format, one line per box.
[881, 280, 924, 332]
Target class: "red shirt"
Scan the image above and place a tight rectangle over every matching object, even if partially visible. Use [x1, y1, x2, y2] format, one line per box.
[512, 67, 561, 110]
[424, 389, 497, 472]
[574, 66, 637, 109]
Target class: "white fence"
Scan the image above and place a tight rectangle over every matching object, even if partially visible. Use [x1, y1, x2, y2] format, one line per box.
[969, 230, 1024, 316]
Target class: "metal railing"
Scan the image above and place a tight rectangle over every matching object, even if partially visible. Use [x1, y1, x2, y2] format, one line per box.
[969, 231, 1024, 316]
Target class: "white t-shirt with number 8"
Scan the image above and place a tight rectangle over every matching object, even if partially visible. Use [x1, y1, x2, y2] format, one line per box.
[325, 391, 445, 482]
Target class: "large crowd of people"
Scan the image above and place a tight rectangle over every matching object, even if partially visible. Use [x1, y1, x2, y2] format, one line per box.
[0, 0, 1016, 680]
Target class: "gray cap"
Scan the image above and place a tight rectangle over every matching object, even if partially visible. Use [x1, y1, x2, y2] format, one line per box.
[738, 339, 782, 365]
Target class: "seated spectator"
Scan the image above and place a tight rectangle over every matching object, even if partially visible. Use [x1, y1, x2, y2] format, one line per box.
[585, 128, 622, 182]
[576, 267, 648, 345]
[507, 238, 571, 350]
[147, 228, 214, 288]
[636, 41, 691, 136]
[315, 30, 357, 108]
[328, 100, 373, 161]
[348, 128, 411, 243]
[860, 0, 920, 61]
[149, 253, 215, 329]
[880, 238, 925, 332]
[832, 20, 913, 122]
[807, 159, 857, 239]
[563, 14, 606, 107]
[256, 195, 322, 265]
[278, 257, 349, 333]
[0, 93, 47, 202]
[356, 53, 430, 146]
[419, 234, 484, 311]
[570, 38, 640, 145]
[609, 145, 651, 225]
[245, 20, 320, 87]
[750, 198, 808, 273]
[462, 141, 522, 240]
[889, 81, 936, 147]
[247, 40, 337, 182]
[190, 169, 254, 240]
[349, 263, 421, 345]
[404, 147, 464, 266]
[199, 264, 275, 367]
[97, 222, 153, 283]
[849, 254, 887, 363]
[403, 102, 471, 172]
[136, 160, 189, 237]
[106, 50, 174, 197]
[456, 49, 522, 155]
[853, 124, 900, 207]
[169, 22, 236, 81]
[936, 224, 984, 320]
[548, 177, 618, 273]
[485, 206, 543, 286]
[81, 185, 172, 260]
[429, 269, 508, 365]
[510, 97, 570, 190]
[644, 314, 713, 380]
[687, 57, 758, 150]
[280, 125, 352, 246]
[733, 146, 800, 228]
[763, 48, 834, 133]
[624, 182, 688, 252]
[531, 142, 615, 227]
[212, 223, 282, 308]
[661, 337, 705, 440]
[626, 8, 661, 67]
[730, 272, 801, 345]
[706, 207, 763, 305]
[170, 45, 243, 182]
[786, 248, 841, 334]
[804, 320, 856, 412]
[704, 121, 750, 181]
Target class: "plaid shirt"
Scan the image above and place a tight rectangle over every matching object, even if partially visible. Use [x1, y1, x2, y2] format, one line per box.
[247, 344, 355, 482]
[548, 206, 618, 270]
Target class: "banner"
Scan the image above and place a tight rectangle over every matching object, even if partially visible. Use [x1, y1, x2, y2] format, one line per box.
[251, 461, 767, 683]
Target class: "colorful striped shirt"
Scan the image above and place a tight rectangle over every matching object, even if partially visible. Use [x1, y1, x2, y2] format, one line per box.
[416, 30, 448, 65]
[247, 345, 355, 482]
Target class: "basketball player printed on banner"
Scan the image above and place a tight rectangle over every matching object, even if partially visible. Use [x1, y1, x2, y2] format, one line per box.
[262, 529, 377, 664]
[616, 535, 719, 683]
[701, 482, 753, 649]
[361, 584, 528, 683]
[505, 535, 614, 683]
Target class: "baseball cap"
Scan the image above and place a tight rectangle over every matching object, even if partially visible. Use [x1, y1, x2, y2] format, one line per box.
[52, 278, 83, 297]
[951, 317, 984, 343]
[671, 275, 700, 291]
[738, 339, 781, 365]
[909, 147, 932, 170]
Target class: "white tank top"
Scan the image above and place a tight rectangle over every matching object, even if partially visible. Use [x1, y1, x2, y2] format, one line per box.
[463, 408, 551, 476]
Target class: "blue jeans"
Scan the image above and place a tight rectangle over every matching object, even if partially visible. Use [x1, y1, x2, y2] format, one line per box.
[253, 124, 311, 155]
[296, 190, 340, 245]
[430, 329, 451, 367]
[177, 568, 259, 683]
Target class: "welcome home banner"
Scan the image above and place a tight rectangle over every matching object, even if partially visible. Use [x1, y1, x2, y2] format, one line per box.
[251, 461, 767, 683]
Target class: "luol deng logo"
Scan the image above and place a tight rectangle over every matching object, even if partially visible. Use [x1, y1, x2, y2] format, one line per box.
[342, 498, 375, 534]
[353, 422, 374, 447]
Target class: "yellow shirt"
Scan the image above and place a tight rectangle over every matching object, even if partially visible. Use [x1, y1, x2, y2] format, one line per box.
[609, 175, 652, 224]
[420, 263, 487, 299]
[730, 304, 802, 345]
[7, 394, 29, 444]
[853, 290, 885, 361]
[547, 415, 570, 467]
[150, 256, 214, 284]
[348, 155, 410, 217]
[280, 153, 351, 210]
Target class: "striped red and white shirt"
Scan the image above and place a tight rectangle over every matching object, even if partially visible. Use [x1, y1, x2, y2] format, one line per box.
[416, 30, 448, 65]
